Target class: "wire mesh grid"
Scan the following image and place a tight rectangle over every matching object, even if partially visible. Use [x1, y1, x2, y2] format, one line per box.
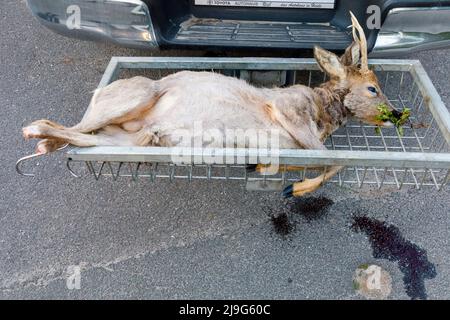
[64, 57, 450, 191]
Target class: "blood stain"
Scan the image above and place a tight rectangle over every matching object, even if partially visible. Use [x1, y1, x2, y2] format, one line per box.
[267, 196, 333, 237]
[352, 216, 436, 300]
[289, 196, 334, 221]
[271, 212, 294, 236]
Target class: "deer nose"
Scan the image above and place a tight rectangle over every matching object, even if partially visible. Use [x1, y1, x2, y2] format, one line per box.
[391, 109, 402, 119]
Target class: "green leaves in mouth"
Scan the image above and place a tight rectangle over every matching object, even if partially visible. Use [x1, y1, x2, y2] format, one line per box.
[375, 104, 411, 136]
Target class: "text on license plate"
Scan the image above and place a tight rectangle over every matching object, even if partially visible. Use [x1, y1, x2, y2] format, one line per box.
[194, 0, 335, 9]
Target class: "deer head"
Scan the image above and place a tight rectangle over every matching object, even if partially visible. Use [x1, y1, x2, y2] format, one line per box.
[313, 12, 402, 127]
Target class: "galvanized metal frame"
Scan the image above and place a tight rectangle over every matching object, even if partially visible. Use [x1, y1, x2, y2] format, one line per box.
[68, 146, 450, 169]
[67, 57, 450, 171]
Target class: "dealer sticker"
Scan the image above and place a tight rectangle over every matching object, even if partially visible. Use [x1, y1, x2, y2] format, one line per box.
[194, 0, 335, 9]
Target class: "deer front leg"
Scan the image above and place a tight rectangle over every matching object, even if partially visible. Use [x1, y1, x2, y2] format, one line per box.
[264, 103, 343, 197]
[247, 164, 325, 173]
[282, 165, 344, 198]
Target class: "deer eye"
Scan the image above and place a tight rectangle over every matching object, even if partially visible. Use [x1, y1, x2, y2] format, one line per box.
[368, 86, 378, 94]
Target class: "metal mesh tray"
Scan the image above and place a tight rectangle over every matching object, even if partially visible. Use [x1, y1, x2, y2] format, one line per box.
[19, 57, 450, 191]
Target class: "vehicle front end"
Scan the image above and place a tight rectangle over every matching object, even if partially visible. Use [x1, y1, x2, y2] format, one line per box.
[26, 0, 450, 55]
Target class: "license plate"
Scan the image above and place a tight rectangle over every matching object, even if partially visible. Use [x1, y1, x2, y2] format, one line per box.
[194, 0, 335, 9]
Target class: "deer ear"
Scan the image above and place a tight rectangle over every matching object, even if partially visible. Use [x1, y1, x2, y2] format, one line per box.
[314, 46, 346, 79]
[340, 41, 361, 66]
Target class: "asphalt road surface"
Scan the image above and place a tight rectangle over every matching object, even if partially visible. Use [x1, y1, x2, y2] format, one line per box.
[1, 0, 449, 299]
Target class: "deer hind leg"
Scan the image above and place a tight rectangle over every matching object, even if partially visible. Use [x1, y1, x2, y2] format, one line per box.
[23, 76, 162, 152]
[21, 120, 69, 154]
[23, 123, 127, 147]
[283, 166, 344, 198]
[25, 123, 162, 152]
[34, 139, 67, 154]
[24, 77, 160, 136]
[71, 76, 162, 133]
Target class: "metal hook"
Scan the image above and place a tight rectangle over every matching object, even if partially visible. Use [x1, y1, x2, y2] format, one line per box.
[15, 153, 45, 177]
[16, 143, 70, 177]
[66, 158, 80, 178]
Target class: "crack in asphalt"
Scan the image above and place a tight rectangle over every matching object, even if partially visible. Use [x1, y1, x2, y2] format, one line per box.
[0, 225, 254, 292]
[1, 192, 395, 293]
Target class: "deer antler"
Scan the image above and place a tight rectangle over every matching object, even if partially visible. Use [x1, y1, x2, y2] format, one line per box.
[349, 11, 368, 72]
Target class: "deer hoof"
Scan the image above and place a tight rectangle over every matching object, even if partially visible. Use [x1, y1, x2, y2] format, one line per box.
[283, 179, 320, 198]
[282, 184, 294, 198]
[22, 125, 42, 139]
[35, 139, 65, 154]
[36, 142, 49, 154]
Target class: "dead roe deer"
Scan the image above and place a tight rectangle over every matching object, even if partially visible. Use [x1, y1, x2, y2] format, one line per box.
[22, 13, 404, 197]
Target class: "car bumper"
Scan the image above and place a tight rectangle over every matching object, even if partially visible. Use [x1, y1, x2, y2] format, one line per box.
[371, 7, 450, 56]
[26, 0, 158, 49]
[26, 1, 450, 55]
